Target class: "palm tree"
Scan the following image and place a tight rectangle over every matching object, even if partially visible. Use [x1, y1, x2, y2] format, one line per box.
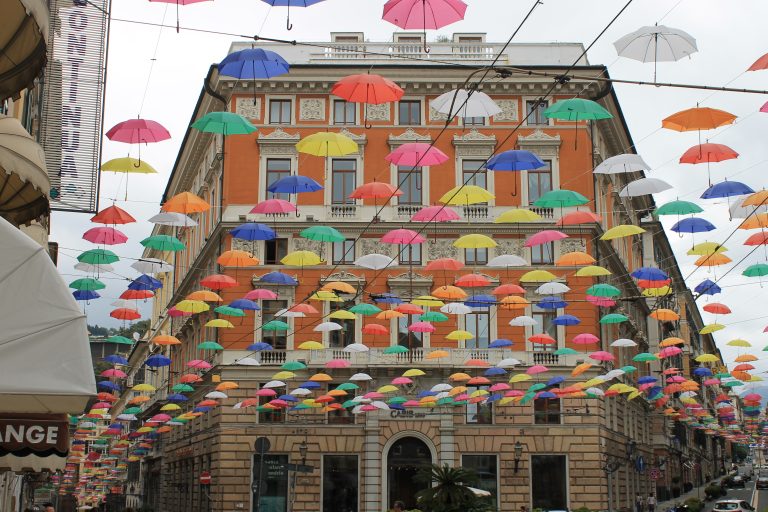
[415, 463, 491, 512]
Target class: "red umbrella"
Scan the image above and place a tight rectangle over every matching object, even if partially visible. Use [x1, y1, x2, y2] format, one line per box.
[455, 273, 490, 287]
[381, 228, 426, 244]
[679, 143, 739, 164]
[332, 73, 404, 128]
[180, 374, 203, 383]
[91, 205, 136, 225]
[492, 283, 525, 295]
[120, 289, 154, 300]
[349, 181, 403, 199]
[110, 308, 141, 321]
[200, 274, 238, 290]
[82, 227, 128, 245]
[411, 205, 460, 222]
[106, 118, 171, 144]
[396, 303, 424, 315]
[556, 211, 601, 226]
[744, 232, 768, 246]
[748, 53, 768, 71]
[425, 258, 463, 271]
[528, 334, 556, 345]
[362, 324, 389, 335]
[703, 302, 731, 315]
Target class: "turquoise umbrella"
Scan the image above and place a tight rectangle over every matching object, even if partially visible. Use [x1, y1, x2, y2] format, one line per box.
[191, 112, 257, 135]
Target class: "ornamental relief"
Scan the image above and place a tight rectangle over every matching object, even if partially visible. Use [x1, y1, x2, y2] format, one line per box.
[495, 238, 525, 257]
[291, 238, 324, 256]
[560, 238, 587, 254]
[235, 97, 261, 120]
[427, 239, 460, 260]
[230, 238, 263, 260]
[365, 103, 390, 121]
[357, 238, 397, 258]
[299, 98, 325, 121]
[493, 99, 519, 121]
[429, 106, 448, 121]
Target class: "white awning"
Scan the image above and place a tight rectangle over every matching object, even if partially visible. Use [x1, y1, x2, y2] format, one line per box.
[0, 453, 66, 473]
[0, 0, 49, 100]
[0, 116, 49, 225]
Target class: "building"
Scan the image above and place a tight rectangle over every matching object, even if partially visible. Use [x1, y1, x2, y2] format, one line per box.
[124, 33, 729, 512]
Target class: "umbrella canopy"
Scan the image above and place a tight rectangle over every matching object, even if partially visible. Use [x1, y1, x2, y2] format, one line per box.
[218, 48, 290, 79]
[600, 224, 645, 240]
[381, 229, 425, 244]
[251, 198, 297, 215]
[525, 230, 568, 247]
[662, 107, 736, 131]
[268, 175, 323, 194]
[354, 253, 396, 269]
[301, 225, 345, 242]
[382, 0, 467, 31]
[593, 154, 650, 174]
[487, 150, 546, 171]
[680, 143, 738, 164]
[439, 185, 494, 205]
[430, 89, 501, 118]
[655, 200, 703, 216]
[141, 235, 185, 251]
[619, 177, 672, 197]
[532, 189, 589, 208]
[100, 157, 158, 174]
[148, 212, 198, 227]
[162, 192, 210, 214]
[131, 258, 173, 274]
[614, 25, 697, 79]
[350, 181, 402, 200]
[82, 227, 128, 245]
[191, 111, 257, 135]
[701, 180, 754, 199]
[259, 0, 326, 30]
[385, 143, 449, 167]
[543, 98, 612, 121]
[411, 205, 460, 222]
[231, 223, 276, 241]
[331, 73, 404, 104]
[106, 118, 171, 144]
[296, 131, 358, 157]
[454, 233, 496, 249]
[91, 205, 136, 225]
[670, 217, 716, 234]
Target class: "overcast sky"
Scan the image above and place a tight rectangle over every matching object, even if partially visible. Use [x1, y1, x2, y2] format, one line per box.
[53, 0, 768, 376]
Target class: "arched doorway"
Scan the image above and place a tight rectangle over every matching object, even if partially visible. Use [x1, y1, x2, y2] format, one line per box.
[386, 436, 433, 509]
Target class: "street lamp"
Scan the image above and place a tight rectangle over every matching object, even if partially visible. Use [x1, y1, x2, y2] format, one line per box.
[299, 440, 308, 464]
[514, 441, 524, 474]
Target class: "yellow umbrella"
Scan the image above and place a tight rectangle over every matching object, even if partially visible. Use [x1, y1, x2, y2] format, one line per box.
[206, 319, 234, 328]
[509, 374, 532, 383]
[453, 233, 497, 249]
[448, 385, 466, 395]
[699, 323, 725, 334]
[100, 157, 158, 174]
[748, 375, 764, 382]
[378, 384, 399, 393]
[160, 403, 181, 411]
[695, 354, 720, 363]
[132, 383, 156, 392]
[296, 132, 358, 157]
[329, 310, 356, 320]
[494, 208, 542, 223]
[426, 350, 449, 359]
[575, 265, 612, 277]
[299, 341, 324, 350]
[272, 371, 296, 380]
[600, 224, 645, 240]
[555, 251, 596, 266]
[470, 389, 488, 398]
[643, 286, 672, 297]
[439, 185, 494, 205]
[520, 270, 558, 282]
[694, 253, 732, 267]
[687, 242, 728, 256]
[321, 281, 357, 294]
[403, 368, 425, 377]
[726, 339, 751, 348]
[411, 296, 444, 307]
[446, 330, 473, 340]
[310, 290, 342, 302]
[281, 250, 322, 267]
[583, 377, 606, 388]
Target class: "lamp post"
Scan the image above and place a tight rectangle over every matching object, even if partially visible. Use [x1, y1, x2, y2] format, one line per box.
[514, 441, 524, 474]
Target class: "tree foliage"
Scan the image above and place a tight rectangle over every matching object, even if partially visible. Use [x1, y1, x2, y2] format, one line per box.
[415, 464, 494, 512]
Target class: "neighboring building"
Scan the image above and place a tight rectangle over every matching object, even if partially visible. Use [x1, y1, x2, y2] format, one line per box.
[124, 33, 729, 512]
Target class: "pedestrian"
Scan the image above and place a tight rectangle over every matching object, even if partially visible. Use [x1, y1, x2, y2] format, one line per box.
[647, 493, 657, 512]
[393, 500, 406, 512]
[636, 493, 644, 512]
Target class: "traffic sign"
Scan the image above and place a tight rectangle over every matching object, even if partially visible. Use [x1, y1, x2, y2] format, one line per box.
[649, 468, 660, 480]
[254, 437, 270, 454]
[199, 471, 211, 485]
[285, 463, 314, 473]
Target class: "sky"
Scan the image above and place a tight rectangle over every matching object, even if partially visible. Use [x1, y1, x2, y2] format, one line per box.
[52, 0, 768, 375]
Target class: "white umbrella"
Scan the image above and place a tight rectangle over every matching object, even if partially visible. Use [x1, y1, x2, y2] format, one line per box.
[351, 395, 371, 403]
[619, 177, 673, 197]
[148, 211, 198, 227]
[430, 89, 502, 119]
[263, 380, 286, 388]
[441, 302, 472, 315]
[435, 391, 450, 400]
[290, 387, 312, 396]
[343, 343, 370, 352]
[110, 299, 132, 309]
[233, 401, 250, 409]
[487, 254, 527, 267]
[431, 383, 453, 392]
[349, 372, 372, 381]
[116, 414, 137, 421]
[610, 338, 637, 348]
[235, 357, 261, 366]
[497, 358, 522, 368]
[614, 25, 698, 80]
[78, 421, 96, 428]
[731, 201, 768, 219]
[586, 387, 605, 396]
[74, 262, 115, 273]
[314, 321, 342, 332]
[131, 257, 174, 274]
[604, 369, 625, 380]
[509, 315, 537, 327]
[371, 400, 390, 410]
[275, 308, 305, 318]
[593, 154, 651, 174]
[354, 253, 396, 270]
[205, 391, 228, 399]
[535, 282, 570, 295]
[680, 391, 698, 398]
[352, 405, 366, 414]
[466, 487, 492, 497]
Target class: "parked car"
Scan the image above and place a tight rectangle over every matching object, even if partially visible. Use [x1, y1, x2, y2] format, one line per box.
[713, 500, 755, 512]
[731, 475, 746, 488]
[757, 477, 768, 490]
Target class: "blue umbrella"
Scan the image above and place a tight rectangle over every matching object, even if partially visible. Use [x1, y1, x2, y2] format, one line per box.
[465, 294, 495, 308]
[372, 292, 402, 304]
[260, 0, 326, 30]
[231, 223, 276, 241]
[260, 271, 298, 286]
[488, 338, 513, 348]
[670, 217, 716, 233]
[486, 393, 503, 403]
[538, 296, 568, 309]
[105, 354, 128, 365]
[694, 279, 721, 295]
[194, 406, 212, 413]
[546, 376, 565, 386]
[247, 342, 273, 351]
[637, 376, 657, 385]
[552, 314, 580, 326]
[693, 367, 713, 377]
[487, 150, 546, 171]
[630, 267, 669, 281]
[268, 175, 323, 195]
[230, 299, 260, 311]
[701, 180, 754, 199]
[98, 381, 121, 391]
[484, 366, 507, 376]
[390, 403, 405, 411]
[299, 381, 321, 389]
[73, 290, 100, 301]
[145, 354, 171, 368]
[218, 48, 290, 80]
[108, 423, 123, 430]
[166, 393, 189, 402]
[128, 274, 162, 291]
[537, 391, 558, 399]
[278, 394, 299, 402]
[417, 390, 437, 398]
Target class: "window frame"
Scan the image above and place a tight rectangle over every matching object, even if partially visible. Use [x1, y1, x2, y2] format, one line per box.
[263, 238, 289, 265]
[397, 243, 421, 265]
[321, 454, 360, 512]
[328, 298, 358, 348]
[261, 299, 289, 351]
[265, 158, 293, 201]
[331, 158, 358, 205]
[268, 98, 292, 125]
[526, 159, 553, 205]
[464, 308, 491, 349]
[525, 99, 550, 126]
[466, 386, 493, 424]
[252, 453, 289, 511]
[462, 116, 486, 127]
[530, 242, 554, 265]
[397, 165, 423, 205]
[460, 454, 499, 508]
[398, 99, 422, 126]
[530, 304, 558, 353]
[331, 239, 356, 265]
[333, 100, 357, 126]
[533, 388, 562, 425]
[464, 247, 488, 266]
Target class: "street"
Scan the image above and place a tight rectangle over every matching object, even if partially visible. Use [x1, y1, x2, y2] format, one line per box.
[696, 479, 768, 512]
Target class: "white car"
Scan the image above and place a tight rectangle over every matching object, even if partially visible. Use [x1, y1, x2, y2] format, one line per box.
[713, 500, 755, 512]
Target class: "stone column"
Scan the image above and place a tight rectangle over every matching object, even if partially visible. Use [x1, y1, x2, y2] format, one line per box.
[439, 413, 456, 466]
[362, 415, 381, 512]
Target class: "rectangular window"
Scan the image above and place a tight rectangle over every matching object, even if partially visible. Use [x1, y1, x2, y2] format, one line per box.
[466, 386, 493, 424]
[333, 100, 356, 125]
[332, 159, 357, 205]
[397, 315, 422, 349]
[462, 159, 487, 189]
[332, 239, 355, 265]
[269, 99, 291, 124]
[526, 99, 549, 126]
[534, 389, 561, 425]
[322, 455, 358, 512]
[531, 305, 556, 352]
[329, 300, 356, 348]
[463, 116, 485, 126]
[261, 299, 288, 350]
[464, 310, 490, 349]
[398, 243, 421, 265]
[527, 159, 552, 204]
[266, 159, 292, 201]
[464, 248, 488, 265]
[530, 242, 554, 265]
[397, 166, 422, 205]
[461, 455, 498, 508]
[258, 383, 285, 424]
[252, 454, 289, 512]
[531, 455, 568, 511]
[398, 100, 421, 125]
[264, 238, 288, 265]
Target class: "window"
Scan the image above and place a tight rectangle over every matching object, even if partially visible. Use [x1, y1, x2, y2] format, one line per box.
[466, 386, 492, 424]
[322, 455, 358, 512]
[252, 454, 289, 512]
[464, 248, 488, 265]
[531, 242, 554, 265]
[329, 300, 356, 348]
[526, 99, 549, 126]
[463, 116, 485, 126]
[332, 159, 357, 205]
[398, 243, 421, 265]
[534, 388, 561, 424]
[464, 310, 490, 349]
[328, 397, 355, 425]
[262, 299, 288, 350]
[531, 455, 568, 511]
[266, 159, 292, 201]
[332, 239, 355, 265]
[333, 100, 356, 125]
[258, 382, 285, 423]
[397, 166, 422, 205]
[527, 159, 552, 204]
[462, 160, 488, 204]
[531, 305, 556, 352]
[264, 238, 288, 265]
[461, 455, 497, 508]
[397, 315, 422, 349]
[398, 100, 421, 125]
[269, 99, 291, 124]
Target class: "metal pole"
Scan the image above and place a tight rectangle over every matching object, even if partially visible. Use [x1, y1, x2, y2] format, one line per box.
[255, 454, 265, 512]
[608, 471, 614, 512]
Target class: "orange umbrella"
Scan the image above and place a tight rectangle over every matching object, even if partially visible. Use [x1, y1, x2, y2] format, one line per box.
[739, 213, 768, 230]
[162, 192, 210, 214]
[396, 304, 423, 315]
[455, 273, 491, 287]
[742, 189, 768, 206]
[499, 296, 529, 310]
[349, 181, 403, 200]
[694, 253, 732, 267]
[735, 354, 758, 362]
[650, 309, 680, 322]
[432, 285, 467, 300]
[492, 283, 525, 295]
[377, 310, 404, 320]
[659, 337, 685, 347]
[732, 370, 752, 381]
[662, 107, 736, 132]
[321, 281, 357, 294]
[186, 290, 223, 302]
[200, 274, 238, 290]
[426, 258, 464, 271]
[555, 251, 596, 266]
[571, 362, 593, 376]
[152, 335, 181, 345]
[289, 303, 319, 314]
[555, 211, 601, 226]
[217, 249, 259, 267]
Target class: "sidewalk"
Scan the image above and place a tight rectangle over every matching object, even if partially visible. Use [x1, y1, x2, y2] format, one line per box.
[657, 481, 717, 509]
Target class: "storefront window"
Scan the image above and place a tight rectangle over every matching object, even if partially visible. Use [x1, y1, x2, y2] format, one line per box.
[461, 455, 498, 508]
[252, 454, 289, 512]
[531, 455, 567, 510]
[322, 455, 358, 512]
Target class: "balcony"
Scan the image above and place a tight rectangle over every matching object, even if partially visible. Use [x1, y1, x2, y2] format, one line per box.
[328, 204, 358, 219]
[462, 205, 489, 220]
[532, 352, 560, 365]
[395, 204, 423, 219]
[529, 206, 555, 219]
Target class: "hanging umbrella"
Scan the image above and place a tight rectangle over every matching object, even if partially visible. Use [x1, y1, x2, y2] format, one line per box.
[487, 254, 527, 267]
[82, 227, 128, 245]
[655, 200, 703, 216]
[191, 111, 257, 135]
[332, 73, 404, 127]
[381, 228, 425, 244]
[91, 205, 136, 225]
[73, 290, 100, 301]
[593, 154, 650, 174]
[259, 271, 298, 286]
[301, 225, 345, 242]
[100, 157, 158, 175]
[78, 249, 119, 265]
[106, 118, 170, 144]
[141, 234, 185, 252]
[600, 224, 645, 240]
[411, 205, 460, 222]
[110, 308, 141, 321]
[69, 277, 106, 291]
[524, 230, 568, 247]
[251, 198, 297, 216]
[670, 217, 716, 234]
[385, 143, 449, 167]
[662, 107, 736, 132]
[556, 211, 601, 226]
[231, 223, 276, 241]
[268, 175, 323, 195]
[148, 212, 198, 227]
[619, 177, 672, 197]
[382, 0, 467, 52]
[430, 88, 501, 119]
[532, 189, 589, 209]
[543, 98, 612, 121]
[354, 253, 396, 269]
[694, 279, 721, 296]
[439, 185, 494, 205]
[162, 192, 210, 214]
[701, 180, 754, 199]
[454, 233, 496, 249]
[680, 143, 738, 164]
[128, 274, 163, 290]
[259, 0, 326, 30]
[282, 250, 322, 267]
[613, 25, 697, 80]
[495, 208, 541, 224]
[218, 48, 290, 79]
[555, 251, 595, 266]
[218, 250, 259, 267]
[131, 258, 173, 274]
[297, 131, 358, 156]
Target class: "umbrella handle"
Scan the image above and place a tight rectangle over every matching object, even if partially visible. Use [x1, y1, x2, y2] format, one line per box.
[286, 2, 292, 30]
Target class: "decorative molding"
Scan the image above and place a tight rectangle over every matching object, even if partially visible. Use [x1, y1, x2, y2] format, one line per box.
[258, 128, 301, 141]
[517, 129, 561, 158]
[322, 270, 365, 283]
[358, 238, 397, 258]
[560, 238, 587, 254]
[429, 106, 448, 122]
[235, 97, 261, 120]
[496, 238, 525, 257]
[365, 103, 390, 121]
[291, 238, 323, 256]
[299, 98, 325, 121]
[518, 129, 561, 144]
[452, 130, 496, 158]
[338, 128, 367, 156]
[230, 239, 263, 260]
[388, 128, 431, 146]
[427, 239, 460, 261]
[452, 129, 497, 143]
[257, 128, 300, 155]
[494, 99, 519, 122]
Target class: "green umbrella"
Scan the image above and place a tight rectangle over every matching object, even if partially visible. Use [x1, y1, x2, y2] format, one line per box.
[715, 372, 732, 379]
[388, 396, 408, 404]
[419, 311, 449, 322]
[533, 189, 589, 208]
[632, 353, 658, 362]
[78, 248, 119, 264]
[190, 112, 257, 135]
[520, 392, 536, 405]
[141, 235, 185, 252]
[722, 381, 744, 388]
[383, 345, 409, 354]
[436, 397, 455, 406]
[599, 313, 629, 324]
[293, 403, 312, 410]
[281, 360, 307, 371]
[543, 98, 613, 121]
[262, 320, 290, 331]
[69, 277, 106, 291]
[586, 283, 621, 297]
[172, 384, 194, 392]
[300, 225, 345, 242]
[123, 407, 142, 414]
[553, 347, 578, 355]
[197, 341, 224, 350]
[214, 305, 246, 317]
[620, 365, 637, 373]
[341, 400, 357, 408]
[349, 303, 381, 316]
[336, 382, 359, 391]
[107, 335, 134, 345]
[528, 383, 546, 392]
[655, 200, 703, 216]
[743, 264, 768, 277]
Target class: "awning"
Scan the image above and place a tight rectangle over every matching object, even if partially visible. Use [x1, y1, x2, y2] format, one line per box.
[0, 413, 69, 472]
[0, 0, 49, 101]
[0, 116, 49, 225]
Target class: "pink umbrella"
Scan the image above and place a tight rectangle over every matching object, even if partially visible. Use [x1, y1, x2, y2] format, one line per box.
[489, 383, 510, 392]
[381, 228, 426, 244]
[504, 390, 525, 397]
[383, 0, 468, 52]
[703, 378, 720, 386]
[106, 118, 171, 144]
[411, 205, 460, 222]
[639, 383, 656, 391]
[403, 400, 421, 407]
[148, 0, 212, 32]
[92, 402, 113, 409]
[589, 351, 615, 361]
[408, 321, 435, 333]
[82, 227, 128, 245]
[100, 369, 127, 378]
[586, 296, 617, 307]
[245, 289, 278, 300]
[361, 404, 378, 412]
[572, 333, 599, 345]
[385, 143, 449, 167]
[255, 388, 277, 397]
[761, 101, 768, 114]
[167, 306, 192, 318]
[392, 377, 413, 385]
[452, 393, 469, 401]
[666, 375, 686, 383]
[526, 364, 548, 375]
[269, 399, 289, 407]
[187, 359, 212, 369]
[250, 198, 297, 215]
[151, 413, 172, 422]
[659, 347, 683, 358]
[524, 230, 569, 247]
[363, 391, 385, 399]
[325, 359, 351, 369]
